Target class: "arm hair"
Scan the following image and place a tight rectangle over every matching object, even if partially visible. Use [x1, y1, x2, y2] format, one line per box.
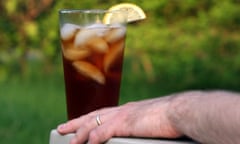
[168, 90, 240, 144]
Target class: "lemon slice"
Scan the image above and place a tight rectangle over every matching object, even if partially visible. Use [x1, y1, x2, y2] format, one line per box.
[103, 3, 146, 24]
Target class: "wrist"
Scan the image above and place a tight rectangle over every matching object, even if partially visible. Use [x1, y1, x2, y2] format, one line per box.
[167, 91, 204, 135]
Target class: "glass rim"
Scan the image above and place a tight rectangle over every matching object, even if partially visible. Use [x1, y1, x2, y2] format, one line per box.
[59, 9, 126, 14]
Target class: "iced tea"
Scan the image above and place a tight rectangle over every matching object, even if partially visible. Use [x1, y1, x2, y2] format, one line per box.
[59, 13, 126, 120]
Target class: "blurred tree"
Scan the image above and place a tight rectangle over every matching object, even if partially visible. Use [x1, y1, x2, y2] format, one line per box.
[0, 0, 54, 80]
[0, 0, 240, 92]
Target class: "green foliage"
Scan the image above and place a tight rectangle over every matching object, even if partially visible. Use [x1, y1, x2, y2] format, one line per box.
[0, 74, 66, 144]
[0, 0, 239, 90]
[0, 0, 240, 88]
[123, 0, 240, 94]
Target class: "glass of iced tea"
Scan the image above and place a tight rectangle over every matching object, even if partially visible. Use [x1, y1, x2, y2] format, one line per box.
[59, 9, 127, 120]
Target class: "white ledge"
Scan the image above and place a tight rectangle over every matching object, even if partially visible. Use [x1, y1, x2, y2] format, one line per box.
[49, 129, 198, 144]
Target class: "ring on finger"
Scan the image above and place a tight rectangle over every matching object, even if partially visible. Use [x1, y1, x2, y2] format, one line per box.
[96, 115, 102, 126]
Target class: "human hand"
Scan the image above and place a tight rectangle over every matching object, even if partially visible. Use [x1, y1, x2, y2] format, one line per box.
[57, 96, 183, 144]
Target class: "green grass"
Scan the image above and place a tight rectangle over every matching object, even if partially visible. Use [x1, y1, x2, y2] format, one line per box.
[0, 74, 67, 144]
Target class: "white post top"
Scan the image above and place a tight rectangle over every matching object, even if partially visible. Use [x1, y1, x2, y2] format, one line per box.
[49, 129, 198, 144]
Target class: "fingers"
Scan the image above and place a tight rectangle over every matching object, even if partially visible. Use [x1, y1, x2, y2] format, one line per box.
[72, 113, 119, 144]
[88, 122, 116, 144]
[57, 107, 121, 144]
[88, 112, 129, 144]
[70, 121, 93, 144]
[88, 107, 133, 144]
[74, 114, 110, 143]
[57, 107, 116, 134]
[57, 115, 93, 134]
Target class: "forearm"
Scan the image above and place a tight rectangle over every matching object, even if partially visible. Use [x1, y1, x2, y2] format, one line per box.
[168, 90, 240, 144]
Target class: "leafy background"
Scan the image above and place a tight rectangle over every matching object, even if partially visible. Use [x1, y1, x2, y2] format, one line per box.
[0, 0, 240, 143]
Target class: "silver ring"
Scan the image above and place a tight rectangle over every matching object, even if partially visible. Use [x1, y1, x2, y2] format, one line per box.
[96, 115, 102, 126]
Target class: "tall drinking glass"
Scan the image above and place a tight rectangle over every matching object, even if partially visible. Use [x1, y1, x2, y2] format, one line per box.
[59, 9, 127, 120]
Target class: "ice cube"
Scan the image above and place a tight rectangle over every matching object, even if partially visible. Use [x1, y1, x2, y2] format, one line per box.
[62, 48, 90, 61]
[104, 26, 126, 43]
[104, 40, 124, 72]
[87, 37, 109, 53]
[60, 23, 80, 41]
[86, 23, 109, 37]
[74, 29, 96, 48]
[86, 23, 107, 29]
[73, 61, 106, 84]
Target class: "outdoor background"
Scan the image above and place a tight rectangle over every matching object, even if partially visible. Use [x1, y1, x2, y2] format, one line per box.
[0, 0, 240, 143]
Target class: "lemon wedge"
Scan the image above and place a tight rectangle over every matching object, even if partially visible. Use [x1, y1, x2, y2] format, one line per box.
[103, 3, 146, 24]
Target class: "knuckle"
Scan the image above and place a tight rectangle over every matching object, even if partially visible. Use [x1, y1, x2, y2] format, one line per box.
[89, 129, 99, 139]
[89, 130, 101, 143]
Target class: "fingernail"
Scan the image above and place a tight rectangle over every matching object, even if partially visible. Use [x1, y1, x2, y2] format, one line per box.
[57, 123, 67, 130]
